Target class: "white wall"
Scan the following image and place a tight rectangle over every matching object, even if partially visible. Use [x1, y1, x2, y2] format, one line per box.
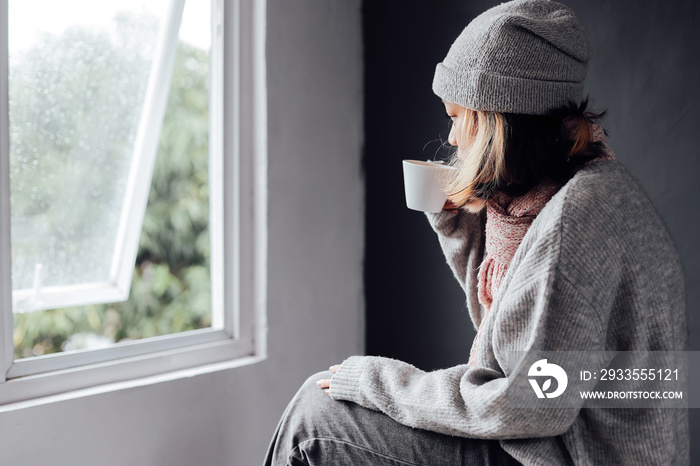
[0, 1, 364, 465]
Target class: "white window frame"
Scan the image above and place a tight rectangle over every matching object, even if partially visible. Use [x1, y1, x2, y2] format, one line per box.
[0, 0, 267, 406]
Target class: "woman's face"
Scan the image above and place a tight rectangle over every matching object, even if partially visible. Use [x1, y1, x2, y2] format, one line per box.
[441, 100, 487, 213]
[443, 100, 473, 151]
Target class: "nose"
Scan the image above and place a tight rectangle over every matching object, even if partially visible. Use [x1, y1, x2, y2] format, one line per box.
[448, 122, 458, 147]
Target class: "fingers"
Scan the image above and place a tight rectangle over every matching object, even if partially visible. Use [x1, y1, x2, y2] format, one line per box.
[316, 379, 331, 396]
[317, 364, 343, 396]
[442, 199, 459, 213]
[443, 199, 457, 209]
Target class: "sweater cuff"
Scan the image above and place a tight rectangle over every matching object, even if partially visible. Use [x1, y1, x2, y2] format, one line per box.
[425, 209, 460, 235]
[329, 355, 366, 402]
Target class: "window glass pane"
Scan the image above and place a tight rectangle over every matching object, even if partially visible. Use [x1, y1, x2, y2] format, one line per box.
[10, 0, 214, 358]
[9, 1, 170, 293]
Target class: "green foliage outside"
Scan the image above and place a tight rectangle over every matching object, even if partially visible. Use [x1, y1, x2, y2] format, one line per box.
[11, 22, 212, 359]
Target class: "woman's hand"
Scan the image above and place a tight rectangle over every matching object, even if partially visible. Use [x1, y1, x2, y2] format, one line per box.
[316, 364, 341, 395]
[443, 199, 459, 214]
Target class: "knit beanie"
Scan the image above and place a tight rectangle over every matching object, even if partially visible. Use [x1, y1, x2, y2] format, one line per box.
[432, 0, 590, 115]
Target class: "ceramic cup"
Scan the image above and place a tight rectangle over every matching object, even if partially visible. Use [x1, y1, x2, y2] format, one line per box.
[402, 160, 457, 213]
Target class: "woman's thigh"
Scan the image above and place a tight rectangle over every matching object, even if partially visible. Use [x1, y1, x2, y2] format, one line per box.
[264, 371, 521, 466]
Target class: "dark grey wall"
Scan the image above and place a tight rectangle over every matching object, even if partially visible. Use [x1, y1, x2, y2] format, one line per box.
[363, 0, 700, 458]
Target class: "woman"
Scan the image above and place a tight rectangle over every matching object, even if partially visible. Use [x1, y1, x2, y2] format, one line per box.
[264, 0, 689, 464]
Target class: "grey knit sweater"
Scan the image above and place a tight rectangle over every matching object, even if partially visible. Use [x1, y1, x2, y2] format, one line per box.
[330, 159, 689, 465]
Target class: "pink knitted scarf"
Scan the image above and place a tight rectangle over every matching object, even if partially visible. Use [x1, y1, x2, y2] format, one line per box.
[467, 121, 615, 365]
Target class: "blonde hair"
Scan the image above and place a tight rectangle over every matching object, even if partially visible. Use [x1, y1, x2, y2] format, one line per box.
[439, 101, 604, 213]
[441, 109, 508, 213]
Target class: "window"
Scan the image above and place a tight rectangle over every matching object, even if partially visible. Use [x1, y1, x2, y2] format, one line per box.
[0, 0, 267, 405]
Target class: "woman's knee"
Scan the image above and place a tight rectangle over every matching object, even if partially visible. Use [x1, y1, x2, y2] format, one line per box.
[267, 369, 340, 462]
[291, 371, 332, 408]
[283, 371, 336, 429]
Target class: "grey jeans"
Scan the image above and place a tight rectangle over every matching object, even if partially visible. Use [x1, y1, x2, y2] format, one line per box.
[263, 371, 523, 466]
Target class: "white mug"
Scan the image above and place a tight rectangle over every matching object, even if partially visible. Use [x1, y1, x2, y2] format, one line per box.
[402, 160, 457, 213]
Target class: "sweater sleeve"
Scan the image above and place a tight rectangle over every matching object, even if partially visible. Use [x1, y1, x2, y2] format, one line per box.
[424, 208, 487, 329]
[330, 225, 609, 439]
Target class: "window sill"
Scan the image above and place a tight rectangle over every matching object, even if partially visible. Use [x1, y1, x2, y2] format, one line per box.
[0, 352, 266, 413]
[0, 331, 265, 408]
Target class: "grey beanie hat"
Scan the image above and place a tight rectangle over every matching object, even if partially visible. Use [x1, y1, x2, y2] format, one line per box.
[432, 0, 590, 115]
